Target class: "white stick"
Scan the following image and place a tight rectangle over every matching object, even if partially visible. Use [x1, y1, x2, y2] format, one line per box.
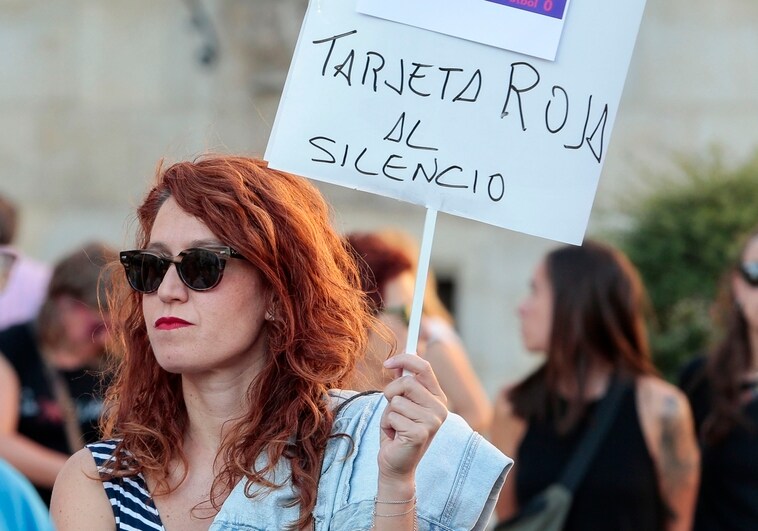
[405, 207, 438, 355]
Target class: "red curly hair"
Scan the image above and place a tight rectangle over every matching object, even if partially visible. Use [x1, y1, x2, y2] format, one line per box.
[101, 155, 372, 528]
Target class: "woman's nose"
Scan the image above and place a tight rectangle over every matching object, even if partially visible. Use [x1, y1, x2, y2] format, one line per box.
[156, 263, 189, 302]
[517, 299, 528, 318]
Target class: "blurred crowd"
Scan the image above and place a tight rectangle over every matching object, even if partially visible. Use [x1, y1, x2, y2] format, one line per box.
[2, 184, 758, 531]
[0, 194, 114, 530]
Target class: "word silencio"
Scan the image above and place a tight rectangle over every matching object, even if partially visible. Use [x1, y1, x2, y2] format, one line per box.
[306, 29, 609, 205]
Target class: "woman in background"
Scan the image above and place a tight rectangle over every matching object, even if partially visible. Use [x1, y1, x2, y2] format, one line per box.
[680, 227, 758, 530]
[493, 240, 699, 531]
[0, 242, 114, 506]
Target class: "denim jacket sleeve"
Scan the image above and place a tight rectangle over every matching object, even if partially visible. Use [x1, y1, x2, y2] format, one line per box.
[210, 390, 512, 531]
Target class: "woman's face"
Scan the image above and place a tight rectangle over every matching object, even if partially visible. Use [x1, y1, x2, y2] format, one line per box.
[58, 297, 109, 366]
[142, 197, 270, 375]
[518, 260, 553, 353]
[734, 236, 758, 333]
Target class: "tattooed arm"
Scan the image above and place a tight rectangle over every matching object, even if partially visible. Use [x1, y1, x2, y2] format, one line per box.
[637, 376, 700, 531]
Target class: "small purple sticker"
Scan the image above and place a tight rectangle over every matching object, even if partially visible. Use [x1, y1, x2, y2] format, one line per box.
[485, 0, 567, 20]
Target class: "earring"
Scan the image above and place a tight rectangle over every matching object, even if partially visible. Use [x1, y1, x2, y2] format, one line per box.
[265, 310, 275, 321]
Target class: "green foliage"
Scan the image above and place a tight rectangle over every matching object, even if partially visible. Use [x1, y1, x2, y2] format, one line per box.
[612, 152, 758, 379]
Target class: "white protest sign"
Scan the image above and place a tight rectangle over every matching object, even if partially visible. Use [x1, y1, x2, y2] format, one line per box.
[356, 0, 572, 61]
[266, 0, 647, 245]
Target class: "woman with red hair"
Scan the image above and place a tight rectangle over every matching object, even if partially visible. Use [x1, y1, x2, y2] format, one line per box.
[51, 156, 510, 531]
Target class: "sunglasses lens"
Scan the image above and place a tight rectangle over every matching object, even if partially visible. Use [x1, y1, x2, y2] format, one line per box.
[178, 250, 222, 290]
[743, 262, 758, 287]
[122, 253, 166, 293]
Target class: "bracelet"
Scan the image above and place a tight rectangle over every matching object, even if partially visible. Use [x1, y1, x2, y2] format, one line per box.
[372, 495, 418, 530]
[373, 504, 416, 517]
[374, 495, 416, 505]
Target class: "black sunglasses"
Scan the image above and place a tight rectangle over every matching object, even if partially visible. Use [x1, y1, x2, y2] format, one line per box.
[741, 262, 758, 287]
[119, 246, 244, 293]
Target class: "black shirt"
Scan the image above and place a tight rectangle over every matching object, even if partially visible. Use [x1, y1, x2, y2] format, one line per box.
[0, 322, 106, 505]
[680, 357, 758, 531]
[515, 384, 665, 531]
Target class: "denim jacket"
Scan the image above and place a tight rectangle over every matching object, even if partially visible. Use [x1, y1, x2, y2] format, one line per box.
[211, 390, 512, 531]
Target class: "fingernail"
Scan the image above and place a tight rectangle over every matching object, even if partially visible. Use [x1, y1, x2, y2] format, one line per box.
[383, 358, 396, 368]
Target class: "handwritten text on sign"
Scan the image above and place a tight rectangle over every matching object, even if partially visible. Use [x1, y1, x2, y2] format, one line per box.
[266, 0, 647, 244]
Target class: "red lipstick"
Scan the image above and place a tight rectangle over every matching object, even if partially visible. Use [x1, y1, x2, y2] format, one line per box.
[155, 317, 192, 330]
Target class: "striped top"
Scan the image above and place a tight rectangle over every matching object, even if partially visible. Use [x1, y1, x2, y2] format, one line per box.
[87, 440, 165, 531]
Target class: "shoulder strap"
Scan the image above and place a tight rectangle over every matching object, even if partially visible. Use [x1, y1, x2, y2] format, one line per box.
[558, 375, 628, 492]
[42, 360, 85, 453]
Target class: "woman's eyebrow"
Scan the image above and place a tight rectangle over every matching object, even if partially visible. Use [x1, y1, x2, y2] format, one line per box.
[144, 239, 225, 253]
[145, 242, 171, 253]
[188, 239, 226, 248]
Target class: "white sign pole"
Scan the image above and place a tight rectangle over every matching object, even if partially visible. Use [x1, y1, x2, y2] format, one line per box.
[404, 207, 438, 356]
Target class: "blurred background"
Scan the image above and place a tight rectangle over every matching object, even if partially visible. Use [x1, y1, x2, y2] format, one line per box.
[2, 0, 757, 395]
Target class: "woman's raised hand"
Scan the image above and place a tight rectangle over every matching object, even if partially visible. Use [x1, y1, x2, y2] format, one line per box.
[378, 353, 448, 486]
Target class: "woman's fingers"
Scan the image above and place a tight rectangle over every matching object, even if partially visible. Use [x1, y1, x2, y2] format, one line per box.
[382, 353, 448, 431]
[386, 394, 430, 423]
[378, 395, 445, 478]
[380, 409, 432, 443]
[383, 375, 448, 423]
[377, 354, 449, 479]
[383, 353, 447, 406]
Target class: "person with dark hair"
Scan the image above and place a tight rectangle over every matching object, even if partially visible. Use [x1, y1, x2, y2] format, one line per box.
[0, 242, 116, 505]
[0, 193, 51, 330]
[679, 227, 758, 530]
[51, 156, 510, 531]
[492, 240, 699, 531]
